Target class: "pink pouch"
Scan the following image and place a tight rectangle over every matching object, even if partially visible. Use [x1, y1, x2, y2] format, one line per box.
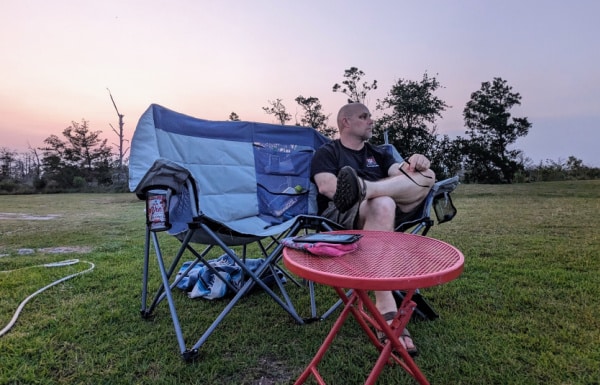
[281, 237, 358, 257]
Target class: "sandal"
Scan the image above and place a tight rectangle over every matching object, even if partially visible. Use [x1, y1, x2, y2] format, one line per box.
[375, 311, 419, 357]
[333, 166, 367, 213]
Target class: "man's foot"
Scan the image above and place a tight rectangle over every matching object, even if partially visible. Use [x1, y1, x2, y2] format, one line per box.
[400, 328, 418, 357]
[376, 311, 419, 357]
[333, 166, 367, 213]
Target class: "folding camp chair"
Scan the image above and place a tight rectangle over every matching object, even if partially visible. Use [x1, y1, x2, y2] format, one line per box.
[130, 104, 459, 360]
[130, 104, 343, 360]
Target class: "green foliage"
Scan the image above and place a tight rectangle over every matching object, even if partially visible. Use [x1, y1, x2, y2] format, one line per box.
[33, 176, 47, 191]
[39, 119, 114, 188]
[332, 66, 378, 104]
[428, 134, 464, 179]
[0, 147, 18, 179]
[72, 176, 86, 189]
[0, 178, 18, 193]
[294, 96, 336, 138]
[374, 72, 451, 166]
[527, 156, 600, 182]
[262, 99, 291, 125]
[461, 77, 532, 183]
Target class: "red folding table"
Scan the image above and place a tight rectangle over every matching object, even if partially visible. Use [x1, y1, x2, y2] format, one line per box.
[283, 230, 464, 385]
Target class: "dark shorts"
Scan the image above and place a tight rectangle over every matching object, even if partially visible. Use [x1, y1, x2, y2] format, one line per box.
[320, 199, 426, 230]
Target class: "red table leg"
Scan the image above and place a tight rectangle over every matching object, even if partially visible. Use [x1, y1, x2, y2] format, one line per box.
[355, 290, 430, 385]
[294, 287, 430, 385]
[294, 290, 359, 385]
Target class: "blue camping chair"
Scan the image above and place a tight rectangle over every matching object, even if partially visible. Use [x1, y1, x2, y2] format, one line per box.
[130, 104, 343, 360]
[129, 104, 458, 360]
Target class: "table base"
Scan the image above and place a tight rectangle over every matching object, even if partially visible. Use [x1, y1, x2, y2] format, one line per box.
[294, 288, 430, 385]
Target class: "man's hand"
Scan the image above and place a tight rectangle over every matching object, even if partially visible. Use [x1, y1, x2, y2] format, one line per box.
[407, 154, 431, 172]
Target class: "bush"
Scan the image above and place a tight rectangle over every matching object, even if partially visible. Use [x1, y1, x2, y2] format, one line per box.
[72, 176, 86, 190]
[33, 177, 47, 191]
[0, 178, 17, 193]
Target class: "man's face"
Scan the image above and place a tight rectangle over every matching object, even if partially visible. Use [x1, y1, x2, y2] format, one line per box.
[346, 105, 373, 141]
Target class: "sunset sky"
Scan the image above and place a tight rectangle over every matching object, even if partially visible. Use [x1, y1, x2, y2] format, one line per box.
[2, 0, 599, 166]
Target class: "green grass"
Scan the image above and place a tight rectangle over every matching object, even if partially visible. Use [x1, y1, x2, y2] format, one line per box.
[0, 182, 599, 385]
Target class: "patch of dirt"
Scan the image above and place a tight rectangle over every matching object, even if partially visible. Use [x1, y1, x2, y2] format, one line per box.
[37, 246, 93, 254]
[0, 212, 62, 221]
[221, 354, 294, 385]
[253, 356, 294, 385]
[13, 246, 93, 256]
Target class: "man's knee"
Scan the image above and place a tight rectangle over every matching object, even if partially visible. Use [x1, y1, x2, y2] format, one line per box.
[358, 196, 396, 230]
[366, 196, 396, 220]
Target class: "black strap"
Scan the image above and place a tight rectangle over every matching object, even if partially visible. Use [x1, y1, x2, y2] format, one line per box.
[399, 161, 433, 188]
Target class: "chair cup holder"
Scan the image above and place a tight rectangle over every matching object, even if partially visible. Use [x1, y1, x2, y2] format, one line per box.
[146, 188, 172, 232]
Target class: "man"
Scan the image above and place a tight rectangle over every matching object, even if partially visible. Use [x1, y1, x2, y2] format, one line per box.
[310, 102, 435, 356]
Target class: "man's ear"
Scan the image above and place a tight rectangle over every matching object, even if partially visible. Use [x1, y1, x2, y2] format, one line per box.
[341, 117, 349, 128]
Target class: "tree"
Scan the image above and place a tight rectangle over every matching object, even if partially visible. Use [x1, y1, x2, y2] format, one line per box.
[62, 120, 113, 172]
[428, 134, 464, 180]
[40, 119, 114, 188]
[374, 72, 449, 161]
[107, 89, 129, 170]
[262, 99, 291, 125]
[294, 96, 335, 138]
[564, 156, 596, 180]
[0, 147, 17, 179]
[332, 67, 378, 104]
[462, 77, 532, 183]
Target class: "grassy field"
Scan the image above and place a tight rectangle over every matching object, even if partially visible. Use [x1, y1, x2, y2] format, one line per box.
[0, 181, 598, 385]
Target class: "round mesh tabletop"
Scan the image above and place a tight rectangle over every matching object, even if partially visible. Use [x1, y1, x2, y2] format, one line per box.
[283, 230, 464, 291]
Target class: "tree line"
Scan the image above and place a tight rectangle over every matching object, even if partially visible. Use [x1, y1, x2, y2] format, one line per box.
[259, 68, 598, 183]
[1, 67, 598, 194]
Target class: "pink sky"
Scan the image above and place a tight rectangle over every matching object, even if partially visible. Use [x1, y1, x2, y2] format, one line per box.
[2, 0, 599, 166]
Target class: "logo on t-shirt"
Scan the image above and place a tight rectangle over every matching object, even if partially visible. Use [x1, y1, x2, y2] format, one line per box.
[366, 156, 379, 168]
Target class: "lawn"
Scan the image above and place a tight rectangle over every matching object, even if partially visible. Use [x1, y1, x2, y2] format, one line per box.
[0, 181, 599, 385]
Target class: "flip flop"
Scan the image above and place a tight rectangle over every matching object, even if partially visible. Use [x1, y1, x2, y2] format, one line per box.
[333, 166, 367, 213]
[376, 311, 419, 357]
[400, 328, 418, 357]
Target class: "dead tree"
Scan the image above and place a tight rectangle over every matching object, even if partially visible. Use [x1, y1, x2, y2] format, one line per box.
[107, 88, 129, 169]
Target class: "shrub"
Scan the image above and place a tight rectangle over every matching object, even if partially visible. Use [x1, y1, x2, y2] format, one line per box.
[72, 176, 86, 190]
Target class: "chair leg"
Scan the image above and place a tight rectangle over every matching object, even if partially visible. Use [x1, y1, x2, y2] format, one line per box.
[392, 290, 439, 321]
[154, 234, 188, 355]
[140, 226, 152, 318]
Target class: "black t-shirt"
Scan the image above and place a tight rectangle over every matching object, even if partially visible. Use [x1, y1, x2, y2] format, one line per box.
[310, 140, 397, 214]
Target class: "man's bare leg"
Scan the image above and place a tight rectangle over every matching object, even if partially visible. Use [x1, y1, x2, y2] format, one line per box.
[359, 196, 418, 354]
[362, 169, 435, 213]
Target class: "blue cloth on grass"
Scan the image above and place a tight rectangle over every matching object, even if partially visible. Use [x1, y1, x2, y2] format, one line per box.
[175, 254, 284, 300]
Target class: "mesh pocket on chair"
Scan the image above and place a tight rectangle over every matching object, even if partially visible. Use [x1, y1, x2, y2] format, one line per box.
[254, 143, 313, 219]
[257, 183, 308, 219]
[433, 192, 457, 224]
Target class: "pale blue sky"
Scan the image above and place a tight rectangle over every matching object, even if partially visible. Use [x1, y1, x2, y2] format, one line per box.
[1, 0, 598, 166]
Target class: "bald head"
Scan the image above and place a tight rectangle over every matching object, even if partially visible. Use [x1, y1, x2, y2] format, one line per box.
[337, 103, 369, 130]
